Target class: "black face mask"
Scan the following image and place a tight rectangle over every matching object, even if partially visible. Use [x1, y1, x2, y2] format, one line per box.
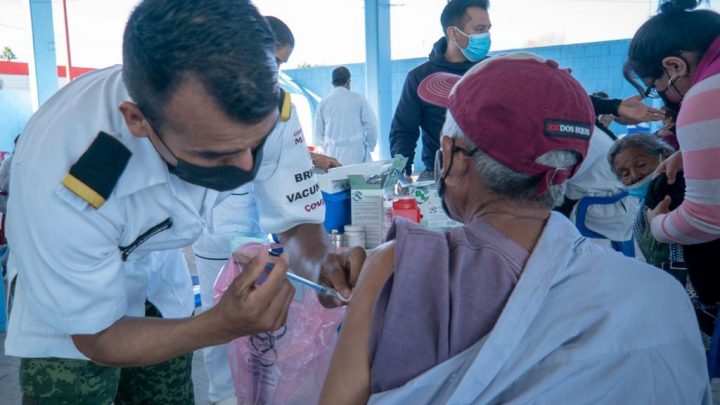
[151, 123, 268, 192]
[167, 139, 265, 192]
[654, 58, 688, 113]
[656, 71, 683, 112]
[658, 91, 681, 116]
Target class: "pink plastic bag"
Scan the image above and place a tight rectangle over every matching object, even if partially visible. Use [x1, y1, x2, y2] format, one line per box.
[213, 243, 346, 405]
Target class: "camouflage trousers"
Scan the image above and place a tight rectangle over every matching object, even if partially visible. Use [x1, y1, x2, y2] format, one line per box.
[19, 303, 195, 404]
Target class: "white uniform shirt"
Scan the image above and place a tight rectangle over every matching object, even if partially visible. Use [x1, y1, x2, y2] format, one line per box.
[192, 183, 262, 259]
[4, 65, 323, 359]
[369, 213, 710, 404]
[314, 86, 378, 165]
[565, 129, 638, 241]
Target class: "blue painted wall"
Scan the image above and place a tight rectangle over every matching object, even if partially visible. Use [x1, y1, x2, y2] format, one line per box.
[285, 39, 647, 171]
[287, 39, 640, 120]
[28, 0, 60, 106]
[0, 87, 32, 151]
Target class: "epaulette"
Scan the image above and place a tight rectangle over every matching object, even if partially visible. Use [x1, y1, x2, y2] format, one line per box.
[62, 131, 132, 209]
[279, 89, 292, 122]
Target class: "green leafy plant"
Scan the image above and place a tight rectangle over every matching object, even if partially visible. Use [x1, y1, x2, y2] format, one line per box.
[1, 47, 17, 61]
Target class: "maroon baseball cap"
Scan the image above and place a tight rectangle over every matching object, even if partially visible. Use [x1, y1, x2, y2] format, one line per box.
[418, 53, 595, 194]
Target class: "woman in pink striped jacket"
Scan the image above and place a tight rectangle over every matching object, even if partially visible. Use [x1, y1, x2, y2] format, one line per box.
[626, 0, 720, 245]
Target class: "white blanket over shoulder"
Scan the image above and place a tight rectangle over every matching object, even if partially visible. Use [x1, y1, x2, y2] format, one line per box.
[370, 213, 710, 405]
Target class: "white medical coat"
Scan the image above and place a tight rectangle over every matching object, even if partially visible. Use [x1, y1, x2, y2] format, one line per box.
[4, 65, 323, 360]
[566, 129, 638, 241]
[369, 213, 710, 404]
[314, 87, 378, 165]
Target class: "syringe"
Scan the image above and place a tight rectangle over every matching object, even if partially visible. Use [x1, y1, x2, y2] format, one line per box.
[267, 248, 351, 303]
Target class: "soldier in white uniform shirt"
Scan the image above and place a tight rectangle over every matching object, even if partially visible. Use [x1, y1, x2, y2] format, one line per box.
[4, 1, 364, 402]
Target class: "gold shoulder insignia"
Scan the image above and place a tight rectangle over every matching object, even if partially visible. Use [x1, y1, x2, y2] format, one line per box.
[279, 89, 292, 122]
[62, 132, 132, 209]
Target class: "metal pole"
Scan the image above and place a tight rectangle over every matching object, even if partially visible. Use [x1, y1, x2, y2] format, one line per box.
[364, 0, 392, 159]
[62, 0, 73, 81]
[26, 0, 59, 109]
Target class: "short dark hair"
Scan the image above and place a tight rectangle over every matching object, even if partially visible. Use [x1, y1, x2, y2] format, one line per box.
[627, 0, 720, 79]
[266, 16, 294, 49]
[440, 0, 490, 34]
[332, 66, 351, 86]
[123, 0, 278, 126]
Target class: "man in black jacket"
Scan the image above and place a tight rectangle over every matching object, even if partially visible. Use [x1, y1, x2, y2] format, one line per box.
[390, 0, 491, 178]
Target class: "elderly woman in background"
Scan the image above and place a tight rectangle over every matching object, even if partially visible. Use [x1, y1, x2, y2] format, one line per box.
[319, 54, 708, 405]
[608, 134, 678, 269]
[610, 132, 720, 306]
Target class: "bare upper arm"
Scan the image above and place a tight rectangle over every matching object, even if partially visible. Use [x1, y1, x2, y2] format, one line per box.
[319, 241, 396, 405]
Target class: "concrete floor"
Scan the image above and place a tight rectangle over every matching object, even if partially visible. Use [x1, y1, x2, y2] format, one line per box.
[0, 336, 20, 405]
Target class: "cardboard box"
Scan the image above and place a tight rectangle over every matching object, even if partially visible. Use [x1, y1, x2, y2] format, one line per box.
[349, 173, 390, 248]
[343, 157, 408, 248]
[410, 185, 461, 230]
[316, 159, 396, 194]
[316, 173, 350, 194]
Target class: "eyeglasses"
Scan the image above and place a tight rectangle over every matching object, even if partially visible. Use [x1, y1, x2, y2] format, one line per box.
[643, 53, 686, 99]
[434, 138, 478, 182]
[644, 78, 660, 99]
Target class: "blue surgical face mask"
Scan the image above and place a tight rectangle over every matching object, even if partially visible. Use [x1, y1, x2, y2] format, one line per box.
[627, 172, 654, 200]
[455, 29, 491, 62]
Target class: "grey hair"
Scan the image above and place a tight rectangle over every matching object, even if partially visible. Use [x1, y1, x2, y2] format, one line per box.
[443, 113, 580, 209]
[607, 133, 675, 169]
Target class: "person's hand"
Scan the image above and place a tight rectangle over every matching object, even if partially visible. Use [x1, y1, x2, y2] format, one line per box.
[317, 246, 367, 308]
[617, 95, 665, 124]
[311, 152, 342, 170]
[655, 150, 683, 185]
[647, 195, 672, 225]
[598, 114, 615, 127]
[213, 249, 295, 340]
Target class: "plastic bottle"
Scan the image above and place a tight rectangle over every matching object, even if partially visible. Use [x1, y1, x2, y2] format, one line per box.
[329, 229, 346, 249]
[344, 225, 366, 249]
[381, 199, 394, 243]
[392, 198, 423, 223]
